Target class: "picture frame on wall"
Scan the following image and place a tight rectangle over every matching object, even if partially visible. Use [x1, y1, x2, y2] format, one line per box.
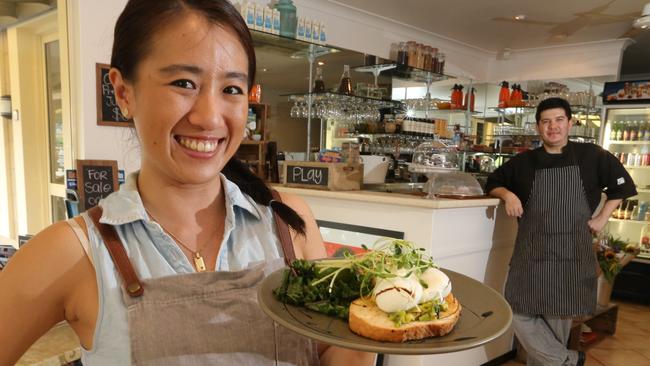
[95, 63, 133, 127]
[603, 80, 650, 104]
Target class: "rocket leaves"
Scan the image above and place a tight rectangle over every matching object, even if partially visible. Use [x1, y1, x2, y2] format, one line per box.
[273, 239, 436, 320]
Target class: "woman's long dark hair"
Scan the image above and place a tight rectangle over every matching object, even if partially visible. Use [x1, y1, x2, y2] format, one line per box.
[111, 0, 305, 234]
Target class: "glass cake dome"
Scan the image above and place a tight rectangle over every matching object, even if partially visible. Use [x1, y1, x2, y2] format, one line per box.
[409, 140, 459, 173]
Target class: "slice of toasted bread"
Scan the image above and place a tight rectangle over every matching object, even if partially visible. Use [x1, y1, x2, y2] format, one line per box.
[348, 293, 461, 343]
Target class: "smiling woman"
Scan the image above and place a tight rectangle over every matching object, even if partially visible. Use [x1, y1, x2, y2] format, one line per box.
[0, 1, 374, 365]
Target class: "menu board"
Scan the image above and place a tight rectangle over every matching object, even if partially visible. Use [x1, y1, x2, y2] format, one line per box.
[96, 63, 132, 126]
[76, 159, 119, 211]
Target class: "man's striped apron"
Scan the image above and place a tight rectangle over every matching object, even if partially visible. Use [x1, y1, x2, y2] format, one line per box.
[505, 165, 597, 316]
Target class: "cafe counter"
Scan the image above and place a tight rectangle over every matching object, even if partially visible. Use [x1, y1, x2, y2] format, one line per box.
[273, 186, 518, 366]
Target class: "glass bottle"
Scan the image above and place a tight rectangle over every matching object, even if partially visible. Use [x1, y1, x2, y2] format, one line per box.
[631, 120, 639, 141]
[416, 43, 425, 69]
[640, 121, 647, 141]
[423, 46, 432, 71]
[274, 0, 297, 38]
[407, 41, 417, 68]
[610, 121, 619, 141]
[338, 64, 353, 95]
[397, 42, 409, 66]
[437, 52, 446, 74]
[615, 120, 624, 141]
[431, 47, 439, 73]
[623, 120, 630, 141]
[313, 67, 325, 93]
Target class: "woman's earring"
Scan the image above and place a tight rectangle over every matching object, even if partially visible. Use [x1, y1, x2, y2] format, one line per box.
[122, 107, 129, 118]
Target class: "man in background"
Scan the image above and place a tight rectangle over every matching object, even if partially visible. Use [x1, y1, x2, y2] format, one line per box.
[486, 97, 636, 365]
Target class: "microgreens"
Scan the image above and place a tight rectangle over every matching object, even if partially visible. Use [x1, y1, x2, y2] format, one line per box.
[273, 239, 436, 320]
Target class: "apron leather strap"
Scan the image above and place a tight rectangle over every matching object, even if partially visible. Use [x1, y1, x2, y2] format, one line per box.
[87, 206, 144, 297]
[270, 189, 296, 266]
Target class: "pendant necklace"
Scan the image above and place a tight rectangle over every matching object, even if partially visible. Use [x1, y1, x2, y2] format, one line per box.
[145, 208, 215, 272]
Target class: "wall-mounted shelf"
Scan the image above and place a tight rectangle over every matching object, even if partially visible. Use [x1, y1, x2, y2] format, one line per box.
[609, 218, 648, 224]
[607, 141, 650, 145]
[353, 63, 453, 84]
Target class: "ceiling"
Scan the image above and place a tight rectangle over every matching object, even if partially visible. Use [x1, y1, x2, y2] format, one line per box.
[331, 0, 650, 52]
[0, 0, 55, 28]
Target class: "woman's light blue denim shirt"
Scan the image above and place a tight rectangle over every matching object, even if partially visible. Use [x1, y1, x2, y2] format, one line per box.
[79, 172, 283, 365]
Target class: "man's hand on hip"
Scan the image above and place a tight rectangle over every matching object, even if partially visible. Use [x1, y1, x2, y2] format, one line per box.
[587, 215, 608, 234]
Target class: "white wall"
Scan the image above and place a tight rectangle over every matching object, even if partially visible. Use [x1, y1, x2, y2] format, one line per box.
[70, 0, 139, 173]
[486, 39, 631, 83]
[68, 0, 494, 174]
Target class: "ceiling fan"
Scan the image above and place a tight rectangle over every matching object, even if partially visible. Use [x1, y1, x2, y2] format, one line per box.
[622, 2, 650, 37]
[492, 0, 642, 42]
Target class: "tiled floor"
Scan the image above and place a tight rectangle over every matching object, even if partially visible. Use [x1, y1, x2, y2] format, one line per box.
[501, 300, 650, 366]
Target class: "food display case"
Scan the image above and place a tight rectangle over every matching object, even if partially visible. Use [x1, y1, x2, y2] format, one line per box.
[601, 104, 650, 259]
[601, 103, 650, 303]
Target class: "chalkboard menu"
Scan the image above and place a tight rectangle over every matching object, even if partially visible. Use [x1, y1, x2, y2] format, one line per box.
[96, 63, 132, 127]
[286, 165, 329, 187]
[76, 159, 119, 211]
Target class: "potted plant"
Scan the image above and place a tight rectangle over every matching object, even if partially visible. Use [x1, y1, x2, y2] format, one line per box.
[595, 234, 640, 307]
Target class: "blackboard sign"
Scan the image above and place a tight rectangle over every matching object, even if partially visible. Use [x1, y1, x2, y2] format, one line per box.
[96, 63, 132, 126]
[286, 165, 329, 187]
[18, 235, 33, 248]
[76, 159, 119, 211]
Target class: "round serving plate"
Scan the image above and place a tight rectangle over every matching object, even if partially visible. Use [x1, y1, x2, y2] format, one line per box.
[257, 266, 512, 355]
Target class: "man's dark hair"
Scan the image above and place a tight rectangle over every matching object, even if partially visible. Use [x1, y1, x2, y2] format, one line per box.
[535, 97, 572, 124]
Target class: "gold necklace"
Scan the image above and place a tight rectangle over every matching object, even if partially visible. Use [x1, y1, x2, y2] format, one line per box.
[145, 208, 215, 272]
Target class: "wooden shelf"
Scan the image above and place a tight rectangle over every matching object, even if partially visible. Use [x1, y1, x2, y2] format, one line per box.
[608, 140, 650, 145]
[609, 218, 647, 224]
[241, 140, 266, 145]
[568, 303, 618, 351]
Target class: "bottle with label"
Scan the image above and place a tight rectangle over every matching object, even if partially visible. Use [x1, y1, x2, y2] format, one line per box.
[312, 21, 320, 43]
[296, 17, 305, 40]
[263, 6, 273, 33]
[616, 121, 624, 141]
[623, 121, 630, 141]
[631, 120, 639, 141]
[319, 23, 327, 44]
[245, 2, 255, 28]
[274, 0, 297, 38]
[397, 42, 409, 66]
[254, 3, 264, 30]
[641, 224, 650, 254]
[463, 87, 475, 111]
[272, 9, 281, 35]
[437, 52, 445, 74]
[609, 121, 617, 141]
[498, 81, 510, 108]
[313, 67, 325, 92]
[338, 65, 353, 95]
[305, 19, 313, 40]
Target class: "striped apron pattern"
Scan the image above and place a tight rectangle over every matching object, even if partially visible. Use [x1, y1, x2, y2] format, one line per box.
[505, 165, 597, 316]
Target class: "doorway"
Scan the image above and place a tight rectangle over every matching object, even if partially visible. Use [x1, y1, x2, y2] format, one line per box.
[1, 9, 71, 242]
